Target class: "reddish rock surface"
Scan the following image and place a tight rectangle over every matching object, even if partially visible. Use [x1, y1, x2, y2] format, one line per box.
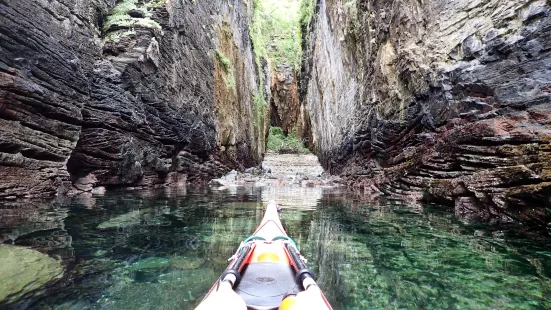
[271, 64, 300, 135]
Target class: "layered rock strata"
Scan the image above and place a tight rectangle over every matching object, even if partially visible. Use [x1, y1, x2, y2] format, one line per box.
[0, 0, 268, 199]
[301, 0, 551, 227]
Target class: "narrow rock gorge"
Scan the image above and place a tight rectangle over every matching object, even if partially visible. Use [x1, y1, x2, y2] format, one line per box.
[3, 2, 551, 308]
[0, 0, 269, 199]
[301, 0, 551, 228]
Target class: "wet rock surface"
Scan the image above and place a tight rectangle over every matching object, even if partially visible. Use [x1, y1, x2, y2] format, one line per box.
[0, 245, 64, 304]
[0, 0, 267, 199]
[301, 0, 551, 228]
[262, 152, 325, 178]
[209, 152, 341, 189]
[2, 0, 551, 235]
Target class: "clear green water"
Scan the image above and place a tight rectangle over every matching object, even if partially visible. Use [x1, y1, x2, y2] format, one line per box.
[1, 186, 550, 309]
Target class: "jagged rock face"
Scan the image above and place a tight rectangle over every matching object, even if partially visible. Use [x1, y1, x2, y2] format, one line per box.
[271, 64, 300, 135]
[271, 63, 312, 144]
[0, 0, 93, 199]
[0, 0, 267, 198]
[302, 0, 551, 227]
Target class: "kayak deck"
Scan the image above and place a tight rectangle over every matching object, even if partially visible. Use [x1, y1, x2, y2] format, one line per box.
[235, 262, 298, 309]
[196, 200, 332, 310]
[251, 201, 287, 241]
[236, 202, 298, 309]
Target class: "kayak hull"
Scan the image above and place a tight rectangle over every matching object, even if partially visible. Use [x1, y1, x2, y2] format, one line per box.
[196, 200, 332, 310]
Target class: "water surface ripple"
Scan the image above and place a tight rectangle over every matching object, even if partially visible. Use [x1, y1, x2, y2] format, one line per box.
[1, 186, 550, 309]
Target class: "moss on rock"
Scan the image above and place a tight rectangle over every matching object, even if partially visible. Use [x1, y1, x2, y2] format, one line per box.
[215, 50, 236, 91]
[103, 0, 164, 42]
[0, 245, 64, 304]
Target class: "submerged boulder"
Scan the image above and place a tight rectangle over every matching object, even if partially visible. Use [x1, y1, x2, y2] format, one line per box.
[0, 245, 64, 304]
[96, 206, 170, 230]
[96, 210, 142, 230]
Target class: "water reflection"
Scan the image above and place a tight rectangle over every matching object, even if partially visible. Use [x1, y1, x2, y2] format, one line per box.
[261, 185, 325, 209]
[0, 186, 549, 309]
[305, 201, 551, 309]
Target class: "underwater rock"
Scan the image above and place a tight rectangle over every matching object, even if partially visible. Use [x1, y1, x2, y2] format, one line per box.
[97, 210, 142, 230]
[0, 245, 64, 304]
[128, 257, 170, 271]
[169, 256, 203, 270]
[99, 267, 216, 309]
[96, 207, 170, 230]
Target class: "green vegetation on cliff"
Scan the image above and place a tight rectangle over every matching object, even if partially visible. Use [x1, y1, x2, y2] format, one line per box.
[103, 30, 136, 43]
[215, 50, 237, 91]
[253, 91, 267, 128]
[249, 0, 314, 155]
[251, 0, 304, 69]
[103, 0, 165, 42]
[267, 126, 309, 153]
[299, 0, 315, 31]
[249, 1, 269, 148]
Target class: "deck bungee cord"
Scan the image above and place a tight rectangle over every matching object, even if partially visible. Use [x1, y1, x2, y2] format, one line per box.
[195, 200, 333, 310]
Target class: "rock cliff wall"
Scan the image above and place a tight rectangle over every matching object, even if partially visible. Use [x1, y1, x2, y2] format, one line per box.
[270, 64, 300, 135]
[0, 0, 268, 198]
[302, 0, 551, 227]
[270, 63, 312, 143]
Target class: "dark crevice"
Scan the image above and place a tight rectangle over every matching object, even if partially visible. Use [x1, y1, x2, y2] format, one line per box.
[454, 150, 512, 159]
[458, 139, 540, 147]
[19, 148, 67, 162]
[494, 178, 545, 189]
[0, 142, 22, 154]
[456, 160, 499, 169]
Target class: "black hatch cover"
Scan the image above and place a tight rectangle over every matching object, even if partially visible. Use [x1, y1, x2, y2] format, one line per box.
[235, 262, 300, 310]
